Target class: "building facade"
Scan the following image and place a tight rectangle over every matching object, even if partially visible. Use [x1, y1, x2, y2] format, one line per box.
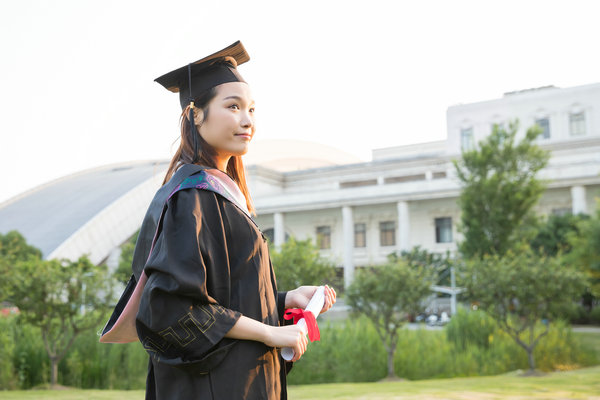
[2, 83, 598, 291]
[249, 83, 600, 288]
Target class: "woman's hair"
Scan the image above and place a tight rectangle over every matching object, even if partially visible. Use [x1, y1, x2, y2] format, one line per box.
[162, 85, 255, 215]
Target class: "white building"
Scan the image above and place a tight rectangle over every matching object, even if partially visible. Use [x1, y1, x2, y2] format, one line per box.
[249, 83, 600, 288]
[1, 83, 598, 291]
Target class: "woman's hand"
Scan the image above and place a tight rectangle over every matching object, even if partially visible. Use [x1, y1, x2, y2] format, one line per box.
[263, 325, 308, 362]
[225, 316, 308, 362]
[286, 285, 337, 314]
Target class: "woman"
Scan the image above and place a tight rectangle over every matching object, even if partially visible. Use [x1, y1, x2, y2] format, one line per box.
[134, 41, 336, 399]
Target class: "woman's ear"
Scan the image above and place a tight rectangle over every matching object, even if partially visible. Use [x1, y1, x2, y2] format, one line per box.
[193, 108, 205, 126]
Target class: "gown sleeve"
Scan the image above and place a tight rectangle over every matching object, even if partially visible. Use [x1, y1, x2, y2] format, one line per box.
[135, 189, 242, 372]
[277, 291, 287, 325]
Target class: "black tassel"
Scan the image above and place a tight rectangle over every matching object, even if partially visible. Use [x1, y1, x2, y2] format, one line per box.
[187, 63, 199, 163]
[189, 106, 199, 163]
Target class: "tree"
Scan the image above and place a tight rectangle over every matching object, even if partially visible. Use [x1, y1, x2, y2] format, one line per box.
[390, 246, 453, 286]
[0, 230, 42, 300]
[8, 255, 114, 387]
[454, 119, 550, 258]
[269, 236, 337, 291]
[460, 245, 587, 372]
[346, 260, 435, 378]
[114, 229, 140, 284]
[564, 205, 600, 298]
[530, 212, 589, 257]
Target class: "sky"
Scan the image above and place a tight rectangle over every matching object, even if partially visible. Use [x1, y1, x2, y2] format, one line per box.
[1, 0, 599, 203]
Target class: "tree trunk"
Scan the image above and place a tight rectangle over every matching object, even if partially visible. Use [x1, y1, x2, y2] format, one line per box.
[387, 348, 395, 377]
[50, 357, 58, 387]
[526, 348, 535, 371]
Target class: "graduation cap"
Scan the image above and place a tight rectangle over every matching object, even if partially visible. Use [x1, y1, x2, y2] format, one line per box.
[154, 41, 250, 163]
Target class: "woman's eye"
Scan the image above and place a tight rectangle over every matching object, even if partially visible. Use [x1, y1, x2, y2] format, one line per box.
[249, 107, 255, 113]
[229, 104, 239, 110]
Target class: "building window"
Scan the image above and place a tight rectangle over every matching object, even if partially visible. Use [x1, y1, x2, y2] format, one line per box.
[569, 112, 586, 136]
[263, 228, 274, 243]
[535, 118, 550, 139]
[435, 217, 453, 243]
[262, 228, 289, 244]
[316, 226, 331, 249]
[354, 223, 366, 248]
[460, 127, 474, 152]
[379, 221, 395, 246]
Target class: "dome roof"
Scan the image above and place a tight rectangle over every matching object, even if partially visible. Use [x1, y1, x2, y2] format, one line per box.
[243, 139, 362, 171]
[0, 160, 168, 263]
[0, 140, 362, 265]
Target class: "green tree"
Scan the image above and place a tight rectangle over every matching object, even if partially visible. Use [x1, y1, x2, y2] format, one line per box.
[564, 205, 600, 297]
[346, 260, 435, 378]
[270, 237, 337, 291]
[114, 229, 140, 284]
[0, 231, 43, 300]
[8, 255, 114, 387]
[390, 246, 453, 286]
[454, 119, 550, 258]
[530, 212, 589, 256]
[460, 245, 587, 372]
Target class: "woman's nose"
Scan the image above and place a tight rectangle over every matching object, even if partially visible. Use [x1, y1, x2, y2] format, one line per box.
[241, 112, 253, 128]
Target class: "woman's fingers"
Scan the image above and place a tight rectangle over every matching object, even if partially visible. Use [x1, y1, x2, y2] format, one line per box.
[321, 285, 337, 313]
[292, 332, 308, 362]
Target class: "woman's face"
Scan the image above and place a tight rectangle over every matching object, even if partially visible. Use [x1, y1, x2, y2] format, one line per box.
[196, 82, 255, 159]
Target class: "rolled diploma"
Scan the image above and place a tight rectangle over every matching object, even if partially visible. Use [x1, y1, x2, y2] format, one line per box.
[281, 286, 325, 361]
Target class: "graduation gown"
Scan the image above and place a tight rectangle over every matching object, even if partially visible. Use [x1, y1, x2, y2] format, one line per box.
[134, 166, 291, 399]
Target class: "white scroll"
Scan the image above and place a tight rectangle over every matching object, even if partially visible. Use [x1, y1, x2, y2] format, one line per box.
[281, 286, 325, 361]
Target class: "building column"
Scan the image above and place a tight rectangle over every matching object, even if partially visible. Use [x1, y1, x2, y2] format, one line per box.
[274, 212, 285, 250]
[342, 206, 354, 289]
[571, 186, 587, 215]
[397, 201, 410, 252]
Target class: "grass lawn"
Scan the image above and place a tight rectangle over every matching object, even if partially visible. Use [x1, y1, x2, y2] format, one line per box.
[0, 365, 598, 400]
[577, 331, 600, 357]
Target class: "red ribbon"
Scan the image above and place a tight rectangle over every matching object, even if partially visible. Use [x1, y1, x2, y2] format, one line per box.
[283, 308, 320, 342]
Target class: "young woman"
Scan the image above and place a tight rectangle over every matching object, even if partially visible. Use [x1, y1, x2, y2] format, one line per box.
[131, 41, 336, 399]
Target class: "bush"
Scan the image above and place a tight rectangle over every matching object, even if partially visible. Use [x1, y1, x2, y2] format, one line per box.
[270, 237, 337, 291]
[287, 313, 598, 384]
[0, 315, 147, 390]
[288, 317, 387, 384]
[0, 316, 16, 389]
[561, 304, 600, 325]
[59, 330, 148, 389]
[11, 317, 49, 389]
[590, 307, 600, 325]
[2, 312, 597, 388]
[446, 308, 496, 350]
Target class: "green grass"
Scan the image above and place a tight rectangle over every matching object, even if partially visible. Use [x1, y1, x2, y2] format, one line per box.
[290, 366, 600, 399]
[576, 331, 600, 358]
[1, 366, 599, 400]
[0, 392, 142, 400]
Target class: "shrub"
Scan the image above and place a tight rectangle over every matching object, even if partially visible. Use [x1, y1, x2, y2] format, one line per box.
[60, 331, 147, 389]
[0, 316, 16, 389]
[446, 308, 497, 350]
[11, 318, 49, 389]
[2, 312, 597, 388]
[288, 317, 387, 384]
[590, 307, 600, 325]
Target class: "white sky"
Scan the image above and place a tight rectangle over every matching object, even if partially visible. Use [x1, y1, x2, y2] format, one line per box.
[1, 0, 599, 203]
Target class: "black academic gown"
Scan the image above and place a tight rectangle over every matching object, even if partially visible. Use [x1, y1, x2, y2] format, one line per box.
[134, 167, 291, 400]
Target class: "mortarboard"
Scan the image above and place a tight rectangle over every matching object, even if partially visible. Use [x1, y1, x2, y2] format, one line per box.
[155, 40, 250, 109]
[154, 41, 250, 162]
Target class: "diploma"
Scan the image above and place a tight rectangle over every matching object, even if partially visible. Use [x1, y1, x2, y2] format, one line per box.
[281, 286, 325, 361]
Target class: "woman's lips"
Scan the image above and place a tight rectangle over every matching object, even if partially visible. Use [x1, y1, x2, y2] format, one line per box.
[236, 134, 252, 140]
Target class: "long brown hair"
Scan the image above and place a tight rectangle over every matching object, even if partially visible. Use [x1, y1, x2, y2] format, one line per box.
[162, 86, 255, 215]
